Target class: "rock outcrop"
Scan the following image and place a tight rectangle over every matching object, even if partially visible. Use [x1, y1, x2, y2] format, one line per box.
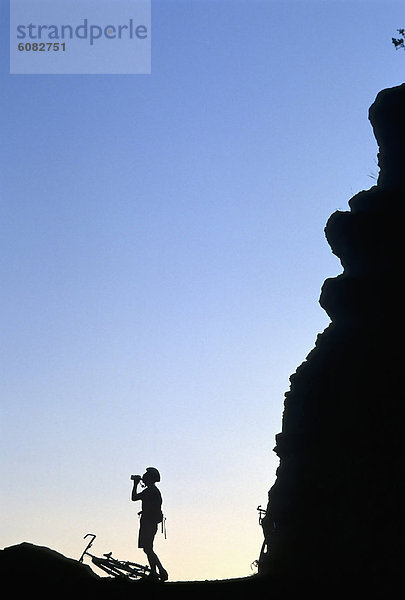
[260, 83, 405, 592]
[0, 543, 101, 594]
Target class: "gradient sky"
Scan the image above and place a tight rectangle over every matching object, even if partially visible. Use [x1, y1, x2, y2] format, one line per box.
[1, 0, 405, 582]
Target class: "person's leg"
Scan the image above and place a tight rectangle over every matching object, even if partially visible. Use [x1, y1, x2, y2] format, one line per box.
[141, 521, 168, 581]
[143, 544, 168, 581]
[143, 546, 158, 576]
[153, 551, 168, 581]
[144, 547, 168, 581]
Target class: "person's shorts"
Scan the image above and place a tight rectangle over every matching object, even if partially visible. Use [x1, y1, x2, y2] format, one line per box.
[138, 517, 158, 549]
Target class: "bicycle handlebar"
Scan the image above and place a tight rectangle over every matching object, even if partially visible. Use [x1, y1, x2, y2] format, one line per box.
[79, 533, 96, 563]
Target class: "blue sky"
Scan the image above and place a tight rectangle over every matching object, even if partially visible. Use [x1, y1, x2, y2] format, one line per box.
[1, 0, 405, 582]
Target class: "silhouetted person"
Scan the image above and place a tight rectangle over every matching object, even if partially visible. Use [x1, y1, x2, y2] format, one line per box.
[131, 467, 168, 581]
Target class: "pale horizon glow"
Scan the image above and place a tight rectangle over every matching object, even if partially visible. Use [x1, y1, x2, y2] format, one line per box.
[1, 0, 405, 582]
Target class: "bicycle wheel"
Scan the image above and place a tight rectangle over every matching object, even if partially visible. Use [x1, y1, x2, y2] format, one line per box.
[119, 561, 150, 579]
[91, 556, 128, 578]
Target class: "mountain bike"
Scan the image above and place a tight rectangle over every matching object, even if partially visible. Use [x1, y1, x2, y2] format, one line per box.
[251, 505, 270, 574]
[79, 533, 151, 580]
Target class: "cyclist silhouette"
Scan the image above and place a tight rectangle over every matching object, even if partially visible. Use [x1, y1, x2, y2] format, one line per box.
[131, 467, 168, 581]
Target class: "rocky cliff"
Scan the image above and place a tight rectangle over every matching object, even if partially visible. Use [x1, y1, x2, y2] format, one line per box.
[260, 83, 405, 593]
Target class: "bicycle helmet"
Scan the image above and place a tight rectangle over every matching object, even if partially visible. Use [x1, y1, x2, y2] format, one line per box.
[145, 467, 160, 482]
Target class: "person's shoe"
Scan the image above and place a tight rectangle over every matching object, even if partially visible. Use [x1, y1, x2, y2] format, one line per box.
[159, 568, 168, 582]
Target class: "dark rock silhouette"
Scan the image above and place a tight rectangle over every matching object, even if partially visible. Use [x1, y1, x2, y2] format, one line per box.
[2, 84, 404, 598]
[0, 543, 101, 594]
[260, 83, 405, 593]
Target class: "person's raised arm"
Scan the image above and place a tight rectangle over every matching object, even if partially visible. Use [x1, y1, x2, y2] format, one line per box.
[131, 475, 143, 501]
